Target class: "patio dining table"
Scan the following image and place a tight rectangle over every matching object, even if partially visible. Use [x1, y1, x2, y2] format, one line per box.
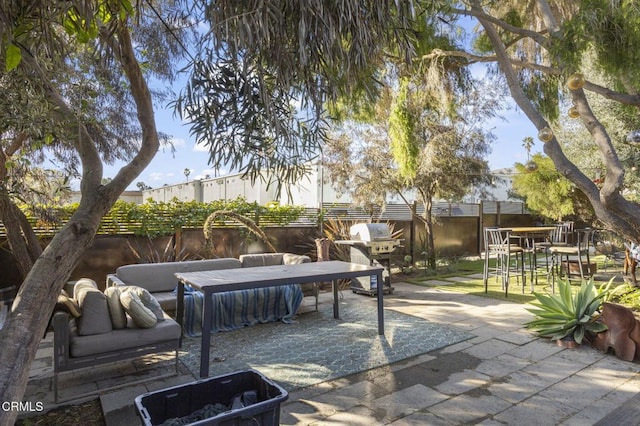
[175, 260, 385, 378]
[498, 226, 557, 291]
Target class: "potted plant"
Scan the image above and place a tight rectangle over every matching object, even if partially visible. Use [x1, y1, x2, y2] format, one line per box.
[402, 255, 414, 275]
[525, 279, 609, 348]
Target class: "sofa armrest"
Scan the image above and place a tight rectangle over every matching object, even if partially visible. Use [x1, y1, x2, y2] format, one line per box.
[52, 311, 71, 371]
[106, 274, 127, 288]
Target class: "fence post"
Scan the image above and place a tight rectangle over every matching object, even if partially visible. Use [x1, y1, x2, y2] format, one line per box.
[410, 201, 417, 260]
[478, 201, 484, 256]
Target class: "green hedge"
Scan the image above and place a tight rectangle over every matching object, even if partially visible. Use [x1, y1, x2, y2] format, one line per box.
[8, 197, 307, 238]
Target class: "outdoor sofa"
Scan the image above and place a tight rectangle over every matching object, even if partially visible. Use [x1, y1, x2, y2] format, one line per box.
[52, 254, 315, 402]
[52, 279, 181, 402]
[106, 253, 316, 335]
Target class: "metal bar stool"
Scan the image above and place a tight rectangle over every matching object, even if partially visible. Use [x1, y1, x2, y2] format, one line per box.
[483, 227, 526, 297]
[548, 228, 594, 293]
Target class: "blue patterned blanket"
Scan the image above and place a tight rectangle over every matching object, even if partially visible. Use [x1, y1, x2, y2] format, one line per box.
[179, 285, 303, 336]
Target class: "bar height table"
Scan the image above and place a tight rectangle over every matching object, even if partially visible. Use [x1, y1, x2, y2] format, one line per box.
[175, 260, 385, 378]
[498, 226, 557, 292]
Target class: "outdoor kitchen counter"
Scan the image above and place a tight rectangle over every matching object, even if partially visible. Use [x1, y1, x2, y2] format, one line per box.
[175, 260, 385, 378]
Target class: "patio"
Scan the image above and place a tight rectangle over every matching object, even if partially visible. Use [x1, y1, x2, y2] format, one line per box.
[20, 277, 640, 425]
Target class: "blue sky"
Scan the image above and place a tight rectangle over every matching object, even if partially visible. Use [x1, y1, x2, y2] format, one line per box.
[102, 101, 540, 191]
[99, 16, 543, 191]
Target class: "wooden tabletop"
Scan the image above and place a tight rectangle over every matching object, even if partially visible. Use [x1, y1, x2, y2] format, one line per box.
[497, 226, 557, 233]
[175, 260, 384, 293]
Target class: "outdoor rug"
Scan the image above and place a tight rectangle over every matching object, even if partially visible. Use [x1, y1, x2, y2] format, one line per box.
[181, 298, 472, 391]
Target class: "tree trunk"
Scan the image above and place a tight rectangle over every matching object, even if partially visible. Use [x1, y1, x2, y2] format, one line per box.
[0, 214, 101, 425]
[315, 238, 330, 261]
[0, 192, 43, 279]
[0, 19, 160, 424]
[475, 3, 640, 243]
[421, 196, 437, 270]
[423, 215, 436, 270]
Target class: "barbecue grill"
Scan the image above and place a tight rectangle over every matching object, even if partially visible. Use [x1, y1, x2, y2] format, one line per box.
[335, 223, 400, 295]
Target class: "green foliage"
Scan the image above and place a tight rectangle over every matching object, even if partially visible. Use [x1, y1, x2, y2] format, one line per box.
[522, 73, 560, 123]
[12, 198, 304, 238]
[4, 43, 21, 71]
[556, 0, 640, 88]
[473, 8, 524, 54]
[389, 78, 419, 181]
[526, 279, 608, 344]
[612, 286, 640, 312]
[511, 154, 574, 221]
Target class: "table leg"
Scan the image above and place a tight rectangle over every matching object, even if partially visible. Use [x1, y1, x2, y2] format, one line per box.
[332, 279, 339, 319]
[376, 271, 384, 335]
[200, 291, 213, 378]
[176, 281, 184, 347]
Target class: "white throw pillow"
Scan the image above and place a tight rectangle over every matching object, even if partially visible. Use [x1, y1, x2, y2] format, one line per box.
[104, 287, 127, 329]
[120, 290, 157, 329]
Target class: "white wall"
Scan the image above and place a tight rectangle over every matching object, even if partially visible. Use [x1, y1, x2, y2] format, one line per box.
[142, 181, 202, 203]
[139, 165, 518, 206]
[281, 163, 352, 207]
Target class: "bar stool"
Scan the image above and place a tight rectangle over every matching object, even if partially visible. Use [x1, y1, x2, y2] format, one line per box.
[534, 223, 570, 275]
[521, 236, 547, 290]
[483, 228, 526, 297]
[548, 228, 593, 292]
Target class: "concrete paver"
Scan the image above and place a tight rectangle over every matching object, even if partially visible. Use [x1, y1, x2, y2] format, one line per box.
[19, 279, 640, 425]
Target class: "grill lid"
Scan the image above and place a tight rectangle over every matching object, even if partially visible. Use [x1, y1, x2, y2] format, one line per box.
[349, 223, 392, 242]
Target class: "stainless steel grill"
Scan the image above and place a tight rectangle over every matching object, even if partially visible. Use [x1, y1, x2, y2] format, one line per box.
[335, 223, 399, 295]
[347, 223, 402, 255]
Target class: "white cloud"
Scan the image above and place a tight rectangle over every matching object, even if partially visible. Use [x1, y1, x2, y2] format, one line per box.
[193, 141, 209, 152]
[161, 137, 186, 149]
[194, 168, 229, 180]
[148, 172, 175, 182]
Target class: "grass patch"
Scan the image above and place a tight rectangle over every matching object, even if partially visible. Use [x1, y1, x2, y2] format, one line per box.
[407, 274, 537, 304]
[400, 255, 629, 305]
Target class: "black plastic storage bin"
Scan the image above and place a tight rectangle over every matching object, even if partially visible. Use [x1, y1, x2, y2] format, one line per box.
[134, 369, 288, 426]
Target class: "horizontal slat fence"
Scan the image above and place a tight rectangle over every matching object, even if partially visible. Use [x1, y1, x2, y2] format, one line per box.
[0, 201, 526, 237]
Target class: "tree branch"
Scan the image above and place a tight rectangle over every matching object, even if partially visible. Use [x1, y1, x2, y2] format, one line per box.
[583, 81, 640, 107]
[470, 0, 600, 202]
[100, 21, 160, 201]
[452, 5, 548, 45]
[570, 89, 625, 200]
[18, 54, 103, 194]
[416, 49, 560, 75]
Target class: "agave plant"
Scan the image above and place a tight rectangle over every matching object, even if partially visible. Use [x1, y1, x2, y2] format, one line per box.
[525, 279, 608, 344]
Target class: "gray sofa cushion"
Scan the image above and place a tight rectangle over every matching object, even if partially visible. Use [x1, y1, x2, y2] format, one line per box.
[123, 286, 164, 322]
[69, 312, 180, 358]
[114, 258, 242, 293]
[75, 287, 112, 336]
[239, 253, 284, 268]
[153, 291, 177, 312]
[153, 291, 178, 312]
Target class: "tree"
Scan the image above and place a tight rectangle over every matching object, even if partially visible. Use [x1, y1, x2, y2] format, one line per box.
[325, 72, 496, 268]
[174, 1, 418, 192]
[431, 1, 640, 240]
[0, 1, 418, 418]
[137, 181, 151, 191]
[176, 0, 640, 246]
[0, 1, 190, 419]
[512, 154, 575, 221]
